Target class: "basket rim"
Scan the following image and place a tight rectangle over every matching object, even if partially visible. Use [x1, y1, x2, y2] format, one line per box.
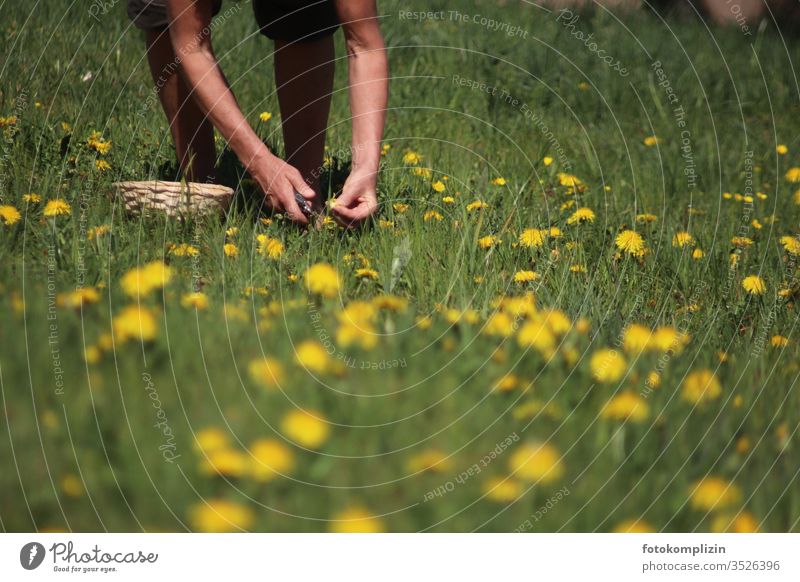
[113, 180, 234, 196]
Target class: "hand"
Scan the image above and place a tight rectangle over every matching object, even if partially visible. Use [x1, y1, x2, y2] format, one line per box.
[250, 152, 315, 225]
[331, 169, 379, 228]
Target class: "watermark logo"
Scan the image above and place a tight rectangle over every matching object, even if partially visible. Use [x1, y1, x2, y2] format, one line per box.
[20, 542, 46, 570]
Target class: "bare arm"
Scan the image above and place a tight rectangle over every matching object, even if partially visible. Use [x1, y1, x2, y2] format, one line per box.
[331, 0, 388, 226]
[165, 0, 314, 223]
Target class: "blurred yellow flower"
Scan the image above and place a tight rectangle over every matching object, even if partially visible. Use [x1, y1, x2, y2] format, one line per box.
[23, 193, 42, 204]
[200, 448, 248, 477]
[613, 519, 655, 533]
[431, 180, 446, 192]
[223, 243, 238, 257]
[590, 349, 627, 383]
[543, 156, 553, 166]
[259, 111, 272, 122]
[61, 474, 84, 497]
[355, 268, 379, 280]
[403, 150, 422, 165]
[682, 369, 722, 404]
[514, 270, 538, 283]
[785, 167, 800, 182]
[482, 477, 523, 502]
[406, 449, 453, 474]
[248, 357, 285, 389]
[248, 438, 294, 481]
[600, 391, 650, 423]
[281, 409, 330, 448]
[170, 243, 199, 257]
[329, 507, 384, 533]
[294, 340, 333, 375]
[623, 324, 651, 354]
[689, 476, 741, 511]
[256, 234, 283, 259]
[113, 305, 158, 342]
[190, 499, 254, 532]
[305, 263, 340, 298]
[509, 442, 564, 484]
[423, 210, 443, 222]
[478, 235, 501, 249]
[776, 144, 788, 155]
[643, 135, 659, 146]
[491, 177, 506, 186]
[780, 235, 800, 255]
[194, 427, 231, 455]
[120, 261, 172, 298]
[181, 292, 209, 310]
[711, 511, 759, 533]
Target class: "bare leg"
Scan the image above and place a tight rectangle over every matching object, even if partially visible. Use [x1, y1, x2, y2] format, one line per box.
[145, 29, 216, 182]
[273, 36, 335, 202]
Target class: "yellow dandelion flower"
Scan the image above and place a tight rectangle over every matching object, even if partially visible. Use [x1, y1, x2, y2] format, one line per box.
[393, 202, 410, 213]
[491, 177, 506, 186]
[689, 476, 741, 511]
[742, 275, 766, 295]
[88, 224, 110, 240]
[259, 111, 272, 122]
[329, 507, 384, 533]
[431, 180, 446, 192]
[601, 391, 650, 423]
[493, 373, 521, 392]
[615, 230, 645, 256]
[566, 207, 595, 225]
[650, 326, 689, 353]
[466, 200, 489, 212]
[780, 235, 800, 255]
[423, 210, 443, 222]
[223, 243, 238, 257]
[248, 438, 294, 481]
[57, 287, 100, 309]
[771, 335, 788, 348]
[623, 324, 652, 354]
[711, 511, 759, 533]
[478, 235, 501, 249]
[113, 305, 158, 342]
[441, 196, 455, 204]
[294, 340, 333, 375]
[120, 261, 172, 298]
[194, 427, 231, 455]
[543, 156, 553, 166]
[43, 198, 71, 217]
[518, 228, 547, 248]
[557, 173, 583, 188]
[23, 193, 41, 204]
[590, 349, 627, 383]
[0, 205, 21, 225]
[672, 231, 694, 247]
[692, 248, 705, 259]
[200, 448, 248, 477]
[355, 268, 379, 280]
[403, 150, 422, 165]
[682, 369, 722, 405]
[281, 409, 330, 449]
[636, 213, 657, 224]
[776, 144, 788, 155]
[514, 270, 538, 283]
[95, 159, 111, 172]
[482, 477, 524, 503]
[643, 135, 659, 146]
[255, 234, 283, 259]
[785, 167, 800, 182]
[169, 243, 200, 257]
[509, 442, 564, 484]
[190, 499, 254, 532]
[305, 263, 341, 298]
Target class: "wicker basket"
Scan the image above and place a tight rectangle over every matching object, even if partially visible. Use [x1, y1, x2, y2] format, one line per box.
[112, 180, 234, 218]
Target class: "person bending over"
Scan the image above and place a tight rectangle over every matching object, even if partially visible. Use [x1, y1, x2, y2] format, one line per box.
[128, 0, 387, 226]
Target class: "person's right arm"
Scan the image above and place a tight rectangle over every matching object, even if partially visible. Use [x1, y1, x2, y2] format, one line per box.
[165, 0, 314, 223]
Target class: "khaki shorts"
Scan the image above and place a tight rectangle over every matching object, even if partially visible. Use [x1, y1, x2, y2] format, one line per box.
[127, 0, 339, 41]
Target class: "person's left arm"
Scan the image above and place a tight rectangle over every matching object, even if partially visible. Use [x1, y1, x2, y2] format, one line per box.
[330, 0, 388, 226]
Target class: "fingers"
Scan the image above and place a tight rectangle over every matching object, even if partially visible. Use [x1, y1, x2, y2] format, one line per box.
[273, 178, 309, 225]
[288, 169, 315, 200]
